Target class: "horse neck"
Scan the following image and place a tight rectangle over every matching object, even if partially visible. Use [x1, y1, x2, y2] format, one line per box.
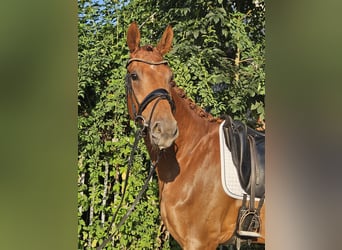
[171, 86, 215, 150]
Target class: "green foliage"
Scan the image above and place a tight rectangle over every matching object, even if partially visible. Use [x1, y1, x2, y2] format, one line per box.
[160, 0, 265, 123]
[78, 0, 265, 249]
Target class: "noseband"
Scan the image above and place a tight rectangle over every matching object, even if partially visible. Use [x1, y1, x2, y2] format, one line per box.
[125, 58, 175, 131]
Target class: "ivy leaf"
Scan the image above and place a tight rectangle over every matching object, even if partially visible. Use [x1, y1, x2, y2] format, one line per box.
[193, 29, 199, 39]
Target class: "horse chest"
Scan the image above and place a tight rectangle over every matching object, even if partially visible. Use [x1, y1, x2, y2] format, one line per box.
[158, 181, 196, 243]
[158, 171, 209, 221]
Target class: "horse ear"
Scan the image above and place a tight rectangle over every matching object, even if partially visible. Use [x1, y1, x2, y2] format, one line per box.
[127, 22, 140, 53]
[156, 25, 173, 56]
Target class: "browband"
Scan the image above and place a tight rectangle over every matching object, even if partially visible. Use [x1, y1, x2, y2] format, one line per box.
[126, 58, 168, 68]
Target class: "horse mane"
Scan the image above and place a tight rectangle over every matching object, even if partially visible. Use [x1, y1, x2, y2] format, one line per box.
[169, 80, 222, 123]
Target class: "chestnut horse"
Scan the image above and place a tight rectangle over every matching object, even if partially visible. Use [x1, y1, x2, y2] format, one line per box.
[125, 22, 265, 250]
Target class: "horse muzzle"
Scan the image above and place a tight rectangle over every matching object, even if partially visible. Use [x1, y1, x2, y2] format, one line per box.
[150, 120, 178, 150]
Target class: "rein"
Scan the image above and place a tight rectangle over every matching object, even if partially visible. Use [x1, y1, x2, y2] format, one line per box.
[96, 126, 160, 249]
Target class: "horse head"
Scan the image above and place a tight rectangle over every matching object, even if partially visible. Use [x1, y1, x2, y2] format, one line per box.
[126, 22, 178, 150]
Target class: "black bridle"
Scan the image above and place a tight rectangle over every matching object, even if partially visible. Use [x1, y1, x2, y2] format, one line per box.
[125, 58, 175, 133]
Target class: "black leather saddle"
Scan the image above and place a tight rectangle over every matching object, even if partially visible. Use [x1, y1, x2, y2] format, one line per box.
[222, 115, 265, 198]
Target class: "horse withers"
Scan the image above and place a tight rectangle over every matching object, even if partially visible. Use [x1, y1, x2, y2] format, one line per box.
[125, 22, 265, 250]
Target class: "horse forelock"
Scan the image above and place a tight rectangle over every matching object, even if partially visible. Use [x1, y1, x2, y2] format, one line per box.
[131, 44, 164, 61]
[143, 44, 154, 51]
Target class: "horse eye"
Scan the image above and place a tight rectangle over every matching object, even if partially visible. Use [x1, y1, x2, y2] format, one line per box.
[130, 72, 138, 81]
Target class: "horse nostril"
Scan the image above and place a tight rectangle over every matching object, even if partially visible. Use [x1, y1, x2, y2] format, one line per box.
[152, 122, 162, 134]
[152, 121, 178, 140]
[173, 128, 178, 137]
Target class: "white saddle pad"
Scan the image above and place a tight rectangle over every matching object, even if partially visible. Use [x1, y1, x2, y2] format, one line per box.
[219, 122, 246, 200]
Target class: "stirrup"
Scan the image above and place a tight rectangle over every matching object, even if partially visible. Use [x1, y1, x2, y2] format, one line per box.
[236, 194, 262, 239]
[237, 209, 261, 238]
